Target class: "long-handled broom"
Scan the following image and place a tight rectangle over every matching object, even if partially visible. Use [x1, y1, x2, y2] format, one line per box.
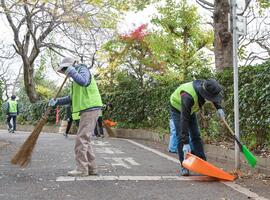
[220, 117, 257, 168]
[11, 76, 69, 167]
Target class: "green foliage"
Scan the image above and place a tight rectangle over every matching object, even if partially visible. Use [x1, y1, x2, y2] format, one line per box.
[100, 60, 270, 150]
[257, 0, 270, 8]
[216, 61, 270, 149]
[149, 0, 214, 77]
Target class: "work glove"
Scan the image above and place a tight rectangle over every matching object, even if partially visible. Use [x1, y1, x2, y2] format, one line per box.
[182, 144, 191, 160]
[216, 109, 225, 119]
[183, 144, 191, 154]
[64, 66, 75, 75]
[48, 98, 58, 107]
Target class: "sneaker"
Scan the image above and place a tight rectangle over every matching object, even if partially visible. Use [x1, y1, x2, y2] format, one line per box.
[67, 169, 88, 177]
[88, 169, 98, 175]
[100, 134, 105, 138]
[168, 149, 177, 154]
[180, 167, 190, 176]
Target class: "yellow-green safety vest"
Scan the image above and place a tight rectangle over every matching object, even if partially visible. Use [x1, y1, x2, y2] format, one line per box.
[71, 67, 103, 120]
[170, 82, 199, 114]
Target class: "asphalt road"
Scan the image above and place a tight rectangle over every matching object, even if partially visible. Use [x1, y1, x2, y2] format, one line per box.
[0, 130, 268, 200]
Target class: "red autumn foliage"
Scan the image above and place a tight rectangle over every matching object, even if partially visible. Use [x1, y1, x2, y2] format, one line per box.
[121, 24, 149, 41]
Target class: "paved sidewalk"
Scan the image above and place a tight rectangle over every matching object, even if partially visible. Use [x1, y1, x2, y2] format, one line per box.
[0, 130, 268, 200]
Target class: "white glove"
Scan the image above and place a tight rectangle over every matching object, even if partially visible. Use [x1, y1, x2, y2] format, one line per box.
[48, 98, 58, 107]
[183, 144, 191, 154]
[183, 144, 191, 160]
[216, 109, 225, 119]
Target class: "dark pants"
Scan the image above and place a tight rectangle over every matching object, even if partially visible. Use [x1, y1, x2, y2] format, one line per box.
[7, 115, 17, 131]
[94, 116, 104, 136]
[170, 107, 206, 164]
[66, 118, 73, 134]
[65, 118, 80, 135]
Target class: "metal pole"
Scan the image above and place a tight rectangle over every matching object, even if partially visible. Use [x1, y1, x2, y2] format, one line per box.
[231, 0, 240, 169]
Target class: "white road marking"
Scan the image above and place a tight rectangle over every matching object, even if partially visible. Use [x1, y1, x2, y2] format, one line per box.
[103, 157, 140, 169]
[91, 141, 110, 146]
[95, 147, 124, 154]
[124, 139, 269, 200]
[222, 182, 269, 200]
[56, 175, 217, 182]
[56, 176, 75, 181]
[124, 139, 180, 164]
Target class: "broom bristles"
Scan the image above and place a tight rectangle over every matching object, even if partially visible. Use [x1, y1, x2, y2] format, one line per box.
[11, 110, 50, 167]
[103, 122, 116, 137]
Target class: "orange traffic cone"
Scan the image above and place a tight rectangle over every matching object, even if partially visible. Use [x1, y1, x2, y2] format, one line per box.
[182, 153, 236, 181]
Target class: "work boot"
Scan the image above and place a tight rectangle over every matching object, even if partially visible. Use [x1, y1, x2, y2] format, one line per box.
[180, 167, 190, 176]
[67, 169, 88, 177]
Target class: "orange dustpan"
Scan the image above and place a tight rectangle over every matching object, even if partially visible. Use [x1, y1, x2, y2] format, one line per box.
[182, 153, 236, 181]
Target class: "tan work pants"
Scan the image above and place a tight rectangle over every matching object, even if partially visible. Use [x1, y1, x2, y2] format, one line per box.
[75, 109, 100, 173]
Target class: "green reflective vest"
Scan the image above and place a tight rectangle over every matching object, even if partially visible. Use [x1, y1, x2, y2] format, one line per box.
[170, 82, 199, 114]
[71, 67, 103, 120]
[8, 100, 18, 115]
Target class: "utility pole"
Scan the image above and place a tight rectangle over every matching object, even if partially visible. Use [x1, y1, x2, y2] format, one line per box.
[230, 0, 247, 169]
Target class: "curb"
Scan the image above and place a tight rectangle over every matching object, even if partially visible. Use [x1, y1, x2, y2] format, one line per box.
[113, 128, 270, 174]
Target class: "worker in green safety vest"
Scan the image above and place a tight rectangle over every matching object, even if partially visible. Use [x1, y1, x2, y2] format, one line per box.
[49, 57, 103, 177]
[170, 79, 225, 176]
[6, 95, 19, 133]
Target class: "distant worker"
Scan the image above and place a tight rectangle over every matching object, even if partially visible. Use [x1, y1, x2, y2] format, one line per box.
[49, 57, 103, 177]
[94, 111, 104, 138]
[94, 103, 113, 138]
[170, 79, 225, 176]
[6, 95, 19, 133]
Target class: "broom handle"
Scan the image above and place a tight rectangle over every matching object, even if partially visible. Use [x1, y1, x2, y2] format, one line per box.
[210, 103, 242, 146]
[220, 117, 242, 149]
[53, 75, 69, 99]
[221, 117, 234, 136]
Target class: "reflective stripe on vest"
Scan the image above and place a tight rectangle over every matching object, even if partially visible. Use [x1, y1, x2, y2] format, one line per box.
[71, 66, 103, 120]
[170, 82, 199, 114]
[8, 100, 17, 114]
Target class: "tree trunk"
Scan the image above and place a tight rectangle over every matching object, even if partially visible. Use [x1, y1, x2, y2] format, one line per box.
[23, 60, 39, 103]
[213, 0, 233, 70]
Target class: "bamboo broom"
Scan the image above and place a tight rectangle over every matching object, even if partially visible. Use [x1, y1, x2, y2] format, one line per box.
[11, 76, 68, 167]
[102, 120, 116, 137]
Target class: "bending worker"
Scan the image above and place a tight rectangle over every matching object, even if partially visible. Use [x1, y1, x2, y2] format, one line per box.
[49, 57, 103, 177]
[170, 79, 225, 176]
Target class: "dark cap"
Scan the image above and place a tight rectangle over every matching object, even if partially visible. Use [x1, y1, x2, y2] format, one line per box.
[11, 95, 16, 100]
[196, 79, 222, 102]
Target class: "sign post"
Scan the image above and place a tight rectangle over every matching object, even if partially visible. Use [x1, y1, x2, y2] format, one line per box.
[230, 0, 247, 169]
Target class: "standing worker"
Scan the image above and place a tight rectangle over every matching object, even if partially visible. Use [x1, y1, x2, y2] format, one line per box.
[94, 103, 113, 138]
[170, 79, 225, 176]
[6, 95, 19, 133]
[49, 57, 103, 177]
